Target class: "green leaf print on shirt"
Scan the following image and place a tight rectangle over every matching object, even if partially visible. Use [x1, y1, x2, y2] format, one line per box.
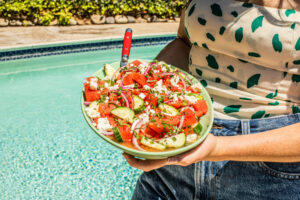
[219, 26, 226, 35]
[231, 11, 238, 17]
[202, 43, 209, 49]
[188, 4, 196, 17]
[291, 23, 296, 30]
[251, 110, 265, 119]
[293, 60, 300, 65]
[215, 77, 221, 83]
[247, 74, 261, 88]
[264, 113, 270, 118]
[248, 52, 261, 57]
[272, 34, 282, 53]
[200, 80, 208, 87]
[235, 27, 243, 43]
[285, 62, 289, 68]
[206, 33, 215, 41]
[238, 59, 248, 63]
[211, 3, 223, 17]
[295, 37, 300, 51]
[283, 72, 287, 78]
[206, 55, 219, 69]
[239, 97, 252, 101]
[185, 27, 190, 39]
[229, 82, 238, 88]
[251, 16, 264, 32]
[292, 74, 300, 82]
[242, 3, 253, 8]
[198, 17, 206, 25]
[224, 105, 242, 114]
[227, 65, 234, 72]
[285, 9, 296, 17]
[268, 101, 279, 106]
[196, 68, 202, 76]
[266, 89, 278, 99]
[292, 106, 300, 114]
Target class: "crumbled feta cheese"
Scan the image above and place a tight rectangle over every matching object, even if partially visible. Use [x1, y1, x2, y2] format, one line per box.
[139, 93, 146, 99]
[154, 69, 160, 74]
[109, 84, 119, 91]
[85, 107, 100, 118]
[161, 66, 168, 72]
[184, 94, 198, 104]
[186, 134, 198, 144]
[104, 82, 110, 88]
[191, 83, 202, 92]
[97, 118, 113, 131]
[170, 75, 180, 88]
[138, 63, 148, 74]
[143, 85, 151, 90]
[152, 80, 168, 94]
[169, 93, 179, 102]
[89, 78, 98, 90]
[138, 113, 149, 124]
[104, 96, 109, 103]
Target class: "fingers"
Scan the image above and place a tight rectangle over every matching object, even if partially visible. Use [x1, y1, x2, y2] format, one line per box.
[123, 153, 168, 172]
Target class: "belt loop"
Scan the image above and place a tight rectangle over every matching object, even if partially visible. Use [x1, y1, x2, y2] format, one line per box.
[241, 119, 250, 135]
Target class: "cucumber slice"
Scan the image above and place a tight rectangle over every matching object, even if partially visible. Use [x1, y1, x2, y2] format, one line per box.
[133, 95, 145, 113]
[104, 64, 116, 78]
[187, 93, 203, 100]
[141, 137, 166, 150]
[158, 133, 186, 148]
[89, 101, 99, 110]
[111, 107, 135, 123]
[158, 103, 179, 116]
[113, 127, 123, 142]
[192, 123, 202, 134]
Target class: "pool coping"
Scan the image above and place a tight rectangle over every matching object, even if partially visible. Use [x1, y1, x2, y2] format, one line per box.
[0, 33, 176, 62]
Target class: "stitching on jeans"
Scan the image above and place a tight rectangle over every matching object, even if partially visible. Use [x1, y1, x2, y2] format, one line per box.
[257, 162, 300, 180]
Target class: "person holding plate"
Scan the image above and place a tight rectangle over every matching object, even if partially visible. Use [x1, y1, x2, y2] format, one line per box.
[123, 0, 300, 199]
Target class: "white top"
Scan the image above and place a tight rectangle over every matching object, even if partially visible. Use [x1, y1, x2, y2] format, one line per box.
[185, 0, 300, 119]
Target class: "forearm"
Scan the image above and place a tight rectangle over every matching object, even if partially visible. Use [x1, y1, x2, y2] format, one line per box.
[155, 7, 191, 72]
[155, 38, 191, 72]
[211, 123, 300, 162]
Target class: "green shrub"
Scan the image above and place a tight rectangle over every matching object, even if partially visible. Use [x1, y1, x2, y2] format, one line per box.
[0, 0, 185, 25]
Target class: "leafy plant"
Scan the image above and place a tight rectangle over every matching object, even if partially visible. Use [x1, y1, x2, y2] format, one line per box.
[0, 0, 185, 25]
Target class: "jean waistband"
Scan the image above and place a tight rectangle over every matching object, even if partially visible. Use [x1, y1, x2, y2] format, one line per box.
[213, 113, 300, 134]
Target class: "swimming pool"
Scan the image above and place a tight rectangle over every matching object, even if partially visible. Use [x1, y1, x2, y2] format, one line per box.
[0, 35, 175, 199]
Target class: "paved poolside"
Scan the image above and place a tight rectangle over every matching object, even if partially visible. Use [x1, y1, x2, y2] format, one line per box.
[0, 23, 178, 49]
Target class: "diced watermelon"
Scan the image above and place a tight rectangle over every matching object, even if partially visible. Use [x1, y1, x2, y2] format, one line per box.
[192, 100, 208, 116]
[122, 73, 134, 85]
[130, 60, 143, 66]
[132, 72, 147, 86]
[180, 108, 197, 127]
[166, 99, 183, 109]
[119, 125, 133, 142]
[146, 94, 158, 107]
[84, 84, 101, 102]
[107, 115, 118, 127]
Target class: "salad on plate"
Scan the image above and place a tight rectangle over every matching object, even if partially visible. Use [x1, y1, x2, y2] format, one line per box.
[82, 60, 209, 152]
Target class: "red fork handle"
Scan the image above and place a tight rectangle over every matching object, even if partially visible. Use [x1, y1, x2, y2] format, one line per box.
[121, 28, 132, 67]
[122, 29, 132, 57]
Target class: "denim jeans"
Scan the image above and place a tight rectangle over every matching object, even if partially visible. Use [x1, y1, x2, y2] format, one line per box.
[132, 113, 300, 200]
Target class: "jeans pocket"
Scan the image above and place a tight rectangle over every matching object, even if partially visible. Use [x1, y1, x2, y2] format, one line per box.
[258, 162, 300, 180]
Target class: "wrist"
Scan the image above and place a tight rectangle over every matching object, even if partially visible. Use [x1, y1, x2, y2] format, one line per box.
[206, 135, 227, 161]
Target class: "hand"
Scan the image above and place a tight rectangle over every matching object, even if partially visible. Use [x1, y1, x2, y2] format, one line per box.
[123, 134, 219, 172]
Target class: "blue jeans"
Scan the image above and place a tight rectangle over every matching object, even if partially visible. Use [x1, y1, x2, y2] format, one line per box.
[132, 114, 300, 200]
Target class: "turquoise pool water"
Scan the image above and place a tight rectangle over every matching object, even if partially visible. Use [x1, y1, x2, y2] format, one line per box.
[0, 37, 172, 199]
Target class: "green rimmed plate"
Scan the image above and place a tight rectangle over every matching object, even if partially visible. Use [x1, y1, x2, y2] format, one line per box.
[81, 60, 214, 159]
